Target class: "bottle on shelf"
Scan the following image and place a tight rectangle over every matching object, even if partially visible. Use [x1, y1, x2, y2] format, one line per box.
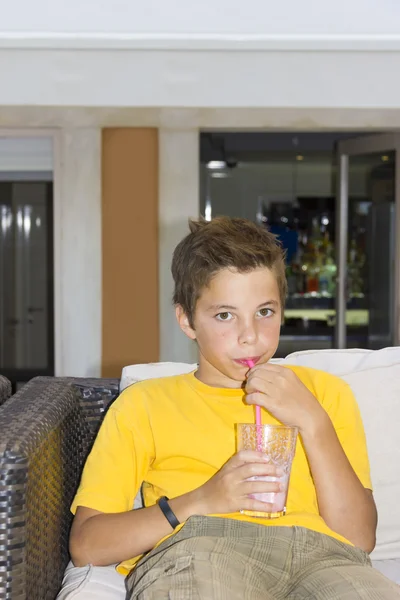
[306, 246, 320, 295]
[296, 245, 307, 295]
[347, 238, 364, 298]
[286, 262, 298, 296]
[311, 217, 324, 251]
[318, 232, 337, 297]
[285, 219, 340, 299]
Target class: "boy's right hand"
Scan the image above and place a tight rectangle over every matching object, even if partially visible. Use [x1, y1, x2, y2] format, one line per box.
[192, 450, 284, 515]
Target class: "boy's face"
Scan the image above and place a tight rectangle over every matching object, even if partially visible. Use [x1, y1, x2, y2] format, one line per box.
[177, 266, 282, 388]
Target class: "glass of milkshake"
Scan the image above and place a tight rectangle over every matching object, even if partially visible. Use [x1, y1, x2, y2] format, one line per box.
[236, 423, 298, 519]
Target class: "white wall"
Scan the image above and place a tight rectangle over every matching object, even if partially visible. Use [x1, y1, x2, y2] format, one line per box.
[1, 0, 399, 35]
[1, 0, 400, 112]
[3, 45, 400, 111]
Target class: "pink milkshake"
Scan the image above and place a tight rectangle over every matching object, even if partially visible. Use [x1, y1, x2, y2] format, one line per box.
[246, 474, 290, 518]
[236, 423, 298, 519]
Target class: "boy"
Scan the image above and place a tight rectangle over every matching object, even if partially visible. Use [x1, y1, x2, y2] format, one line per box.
[64, 217, 400, 599]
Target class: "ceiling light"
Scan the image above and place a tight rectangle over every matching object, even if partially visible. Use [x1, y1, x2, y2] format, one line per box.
[207, 161, 226, 169]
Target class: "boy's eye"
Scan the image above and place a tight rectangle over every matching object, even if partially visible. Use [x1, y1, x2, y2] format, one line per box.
[257, 307, 273, 318]
[216, 312, 232, 321]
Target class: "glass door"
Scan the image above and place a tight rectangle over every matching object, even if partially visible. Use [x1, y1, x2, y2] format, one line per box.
[336, 134, 400, 349]
[0, 180, 54, 390]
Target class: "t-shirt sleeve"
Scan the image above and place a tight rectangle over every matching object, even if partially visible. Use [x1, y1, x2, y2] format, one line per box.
[70, 387, 154, 514]
[324, 377, 372, 491]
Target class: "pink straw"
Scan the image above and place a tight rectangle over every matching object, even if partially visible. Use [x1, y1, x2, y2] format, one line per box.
[246, 360, 262, 451]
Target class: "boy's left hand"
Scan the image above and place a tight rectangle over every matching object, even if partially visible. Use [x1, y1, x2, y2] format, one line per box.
[245, 364, 327, 434]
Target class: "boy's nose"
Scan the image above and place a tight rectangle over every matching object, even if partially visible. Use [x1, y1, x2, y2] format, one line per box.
[238, 321, 258, 345]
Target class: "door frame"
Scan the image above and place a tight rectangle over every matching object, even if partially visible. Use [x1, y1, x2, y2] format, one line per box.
[0, 129, 61, 388]
[336, 133, 400, 349]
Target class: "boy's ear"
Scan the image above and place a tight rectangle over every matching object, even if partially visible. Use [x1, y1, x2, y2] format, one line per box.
[175, 305, 196, 340]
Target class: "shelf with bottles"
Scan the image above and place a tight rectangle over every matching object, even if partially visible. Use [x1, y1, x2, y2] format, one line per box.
[285, 217, 367, 309]
[286, 217, 336, 298]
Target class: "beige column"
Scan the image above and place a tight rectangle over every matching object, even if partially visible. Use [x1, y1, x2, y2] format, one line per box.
[158, 128, 199, 363]
[55, 128, 102, 377]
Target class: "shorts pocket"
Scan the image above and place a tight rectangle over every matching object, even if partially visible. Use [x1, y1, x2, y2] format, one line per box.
[128, 555, 192, 598]
[330, 537, 371, 567]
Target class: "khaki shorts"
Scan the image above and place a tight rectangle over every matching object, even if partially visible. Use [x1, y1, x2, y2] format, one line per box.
[127, 516, 400, 599]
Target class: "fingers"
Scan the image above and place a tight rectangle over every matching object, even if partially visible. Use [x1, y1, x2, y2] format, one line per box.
[239, 497, 276, 514]
[244, 391, 268, 407]
[229, 450, 271, 467]
[246, 374, 277, 394]
[250, 363, 291, 376]
[208, 451, 287, 515]
[246, 364, 293, 389]
[245, 375, 271, 396]
[235, 461, 283, 480]
[241, 478, 283, 496]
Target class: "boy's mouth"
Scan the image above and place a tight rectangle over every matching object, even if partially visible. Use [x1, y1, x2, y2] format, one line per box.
[233, 356, 261, 367]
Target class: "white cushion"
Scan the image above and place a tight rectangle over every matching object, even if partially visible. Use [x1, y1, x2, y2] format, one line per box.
[372, 559, 400, 585]
[282, 347, 400, 565]
[340, 365, 400, 562]
[120, 362, 197, 392]
[282, 346, 400, 376]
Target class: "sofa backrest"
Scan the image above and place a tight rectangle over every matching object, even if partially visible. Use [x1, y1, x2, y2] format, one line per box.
[0, 374, 11, 407]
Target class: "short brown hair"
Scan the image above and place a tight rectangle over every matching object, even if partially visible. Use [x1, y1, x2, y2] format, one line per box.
[172, 216, 287, 327]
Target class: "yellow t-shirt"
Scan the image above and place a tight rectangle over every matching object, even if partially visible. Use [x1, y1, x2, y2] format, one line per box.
[71, 366, 372, 576]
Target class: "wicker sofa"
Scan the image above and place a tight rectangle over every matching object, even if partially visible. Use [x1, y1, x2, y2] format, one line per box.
[0, 374, 11, 407]
[1, 349, 400, 599]
[0, 376, 119, 600]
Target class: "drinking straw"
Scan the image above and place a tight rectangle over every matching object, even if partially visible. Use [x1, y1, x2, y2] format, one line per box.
[245, 360, 262, 451]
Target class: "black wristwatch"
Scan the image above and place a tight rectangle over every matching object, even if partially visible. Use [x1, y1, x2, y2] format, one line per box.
[157, 496, 180, 529]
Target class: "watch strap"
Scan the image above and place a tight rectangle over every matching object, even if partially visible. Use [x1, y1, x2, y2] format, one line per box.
[158, 496, 180, 529]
